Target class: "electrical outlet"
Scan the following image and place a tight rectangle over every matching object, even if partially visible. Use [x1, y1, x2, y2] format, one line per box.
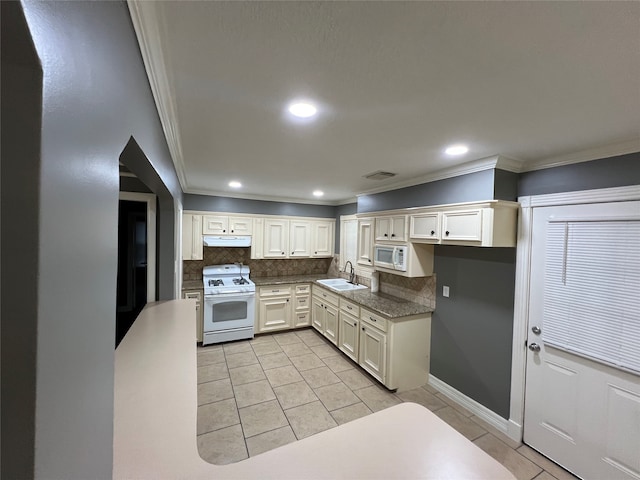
[443, 286, 450, 298]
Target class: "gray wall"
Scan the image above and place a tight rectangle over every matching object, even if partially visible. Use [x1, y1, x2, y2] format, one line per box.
[518, 151, 640, 196]
[431, 246, 516, 418]
[357, 169, 495, 213]
[1, 2, 41, 477]
[120, 175, 153, 193]
[494, 169, 519, 201]
[1, 1, 182, 478]
[184, 193, 336, 218]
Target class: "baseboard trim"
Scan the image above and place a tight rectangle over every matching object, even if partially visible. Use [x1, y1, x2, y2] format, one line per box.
[428, 374, 521, 442]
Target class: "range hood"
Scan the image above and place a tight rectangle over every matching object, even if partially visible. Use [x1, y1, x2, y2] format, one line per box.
[203, 235, 251, 248]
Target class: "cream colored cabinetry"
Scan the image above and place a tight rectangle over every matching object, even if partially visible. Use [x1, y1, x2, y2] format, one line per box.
[182, 290, 203, 342]
[311, 220, 334, 257]
[409, 212, 440, 243]
[289, 221, 311, 257]
[311, 286, 339, 345]
[358, 307, 431, 391]
[294, 284, 311, 327]
[257, 285, 293, 333]
[357, 218, 374, 266]
[263, 219, 289, 258]
[408, 201, 518, 247]
[375, 215, 407, 242]
[202, 215, 253, 235]
[338, 298, 360, 362]
[182, 214, 203, 260]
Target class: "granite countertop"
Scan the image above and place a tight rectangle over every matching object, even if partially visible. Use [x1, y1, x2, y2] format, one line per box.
[252, 274, 329, 286]
[335, 288, 433, 319]
[182, 280, 203, 291]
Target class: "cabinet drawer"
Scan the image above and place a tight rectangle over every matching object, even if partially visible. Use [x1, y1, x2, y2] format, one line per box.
[295, 284, 310, 295]
[360, 308, 388, 332]
[183, 290, 202, 303]
[295, 294, 310, 311]
[295, 311, 311, 327]
[315, 287, 339, 306]
[259, 285, 292, 297]
[339, 298, 360, 316]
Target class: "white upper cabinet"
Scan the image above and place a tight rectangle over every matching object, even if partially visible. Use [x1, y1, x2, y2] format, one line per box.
[311, 220, 334, 257]
[203, 215, 253, 235]
[263, 219, 289, 258]
[357, 218, 374, 266]
[182, 214, 203, 260]
[409, 212, 440, 243]
[375, 215, 406, 242]
[289, 221, 311, 257]
[407, 201, 518, 247]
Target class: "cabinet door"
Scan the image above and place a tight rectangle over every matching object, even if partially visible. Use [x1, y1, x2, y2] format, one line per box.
[442, 209, 483, 242]
[258, 296, 292, 332]
[324, 304, 339, 346]
[312, 221, 334, 257]
[375, 217, 391, 241]
[410, 213, 440, 242]
[229, 216, 252, 235]
[339, 311, 359, 362]
[263, 219, 289, 258]
[182, 214, 203, 261]
[251, 218, 264, 259]
[357, 219, 374, 266]
[359, 325, 386, 383]
[390, 216, 407, 241]
[311, 297, 324, 333]
[202, 215, 229, 234]
[289, 221, 311, 257]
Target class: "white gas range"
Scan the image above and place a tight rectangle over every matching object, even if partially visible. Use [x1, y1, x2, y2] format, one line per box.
[202, 264, 255, 345]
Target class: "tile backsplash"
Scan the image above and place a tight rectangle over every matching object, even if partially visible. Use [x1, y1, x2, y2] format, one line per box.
[183, 247, 332, 280]
[185, 250, 435, 309]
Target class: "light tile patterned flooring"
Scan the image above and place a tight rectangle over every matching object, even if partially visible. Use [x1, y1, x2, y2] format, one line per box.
[197, 328, 577, 480]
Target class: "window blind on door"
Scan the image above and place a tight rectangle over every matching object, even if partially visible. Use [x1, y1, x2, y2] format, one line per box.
[542, 219, 640, 375]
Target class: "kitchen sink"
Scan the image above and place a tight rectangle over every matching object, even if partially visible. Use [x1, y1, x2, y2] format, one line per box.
[317, 278, 368, 292]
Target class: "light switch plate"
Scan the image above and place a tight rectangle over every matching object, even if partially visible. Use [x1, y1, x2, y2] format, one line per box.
[443, 286, 450, 298]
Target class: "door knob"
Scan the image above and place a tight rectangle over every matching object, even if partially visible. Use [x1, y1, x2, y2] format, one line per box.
[528, 343, 541, 352]
[532, 326, 541, 335]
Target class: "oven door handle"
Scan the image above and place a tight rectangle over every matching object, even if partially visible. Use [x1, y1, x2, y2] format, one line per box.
[205, 292, 255, 300]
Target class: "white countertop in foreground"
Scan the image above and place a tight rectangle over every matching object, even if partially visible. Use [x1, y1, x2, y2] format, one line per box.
[113, 300, 515, 480]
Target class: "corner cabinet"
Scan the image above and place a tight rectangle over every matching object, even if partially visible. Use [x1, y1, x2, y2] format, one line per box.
[182, 214, 203, 260]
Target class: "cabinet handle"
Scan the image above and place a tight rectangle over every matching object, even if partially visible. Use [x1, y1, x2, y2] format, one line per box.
[282, 252, 285, 255]
[315, 251, 318, 254]
[291, 252, 294, 255]
[272, 289, 279, 292]
[368, 259, 372, 263]
[223, 229, 226, 233]
[384, 233, 388, 237]
[391, 233, 395, 237]
[430, 230, 435, 235]
[362, 327, 365, 331]
[231, 230, 234, 233]
[286, 299, 289, 302]
[324, 306, 327, 310]
[369, 317, 377, 322]
[347, 305, 352, 310]
[445, 231, 450, 236]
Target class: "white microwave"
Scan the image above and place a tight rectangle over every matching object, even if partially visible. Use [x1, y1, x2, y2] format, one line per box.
[374, 244, 407, 272]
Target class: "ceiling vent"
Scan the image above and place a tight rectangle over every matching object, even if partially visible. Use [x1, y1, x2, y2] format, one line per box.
[363, 170, 397, 181]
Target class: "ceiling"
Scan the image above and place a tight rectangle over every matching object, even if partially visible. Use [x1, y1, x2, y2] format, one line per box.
[129, 1, 640, 205]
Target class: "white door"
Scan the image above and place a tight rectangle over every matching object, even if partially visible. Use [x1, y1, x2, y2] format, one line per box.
[524, 200, 640, 480]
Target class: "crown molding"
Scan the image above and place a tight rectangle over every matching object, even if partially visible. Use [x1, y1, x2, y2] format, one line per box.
[356, 155, 523, 197]
[521, 138, 640, 172]
[127, 0, 188, 190]
[183, 187, 354, 207]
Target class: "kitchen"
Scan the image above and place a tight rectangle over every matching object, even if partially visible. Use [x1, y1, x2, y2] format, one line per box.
[2, 1, 639, 479]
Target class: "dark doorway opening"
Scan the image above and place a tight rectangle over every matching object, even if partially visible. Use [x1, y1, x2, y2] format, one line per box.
[116, 200, 148, 346]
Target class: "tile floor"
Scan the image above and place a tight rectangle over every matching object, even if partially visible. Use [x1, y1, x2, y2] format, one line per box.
[197, 328, 577, 480]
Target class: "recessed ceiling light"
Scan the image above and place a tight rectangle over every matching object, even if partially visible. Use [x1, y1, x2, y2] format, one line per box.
[312, 190, 324, 197]
[445, 144, 469, 156]
[288, 102, 317, 118]
[228, 181, 242, 188]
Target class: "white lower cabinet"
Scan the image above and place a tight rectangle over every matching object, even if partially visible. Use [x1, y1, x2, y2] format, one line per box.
[183, 289, 204, 342]
[338, 310, 359, 362]
[359, 322, 387, 383]
[294, 284, 311, 327]
[257, 285, 293, 333]
[311, 286, 339, 346]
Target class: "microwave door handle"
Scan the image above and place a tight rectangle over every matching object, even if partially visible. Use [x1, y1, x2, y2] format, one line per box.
[393, 248, 399, 268]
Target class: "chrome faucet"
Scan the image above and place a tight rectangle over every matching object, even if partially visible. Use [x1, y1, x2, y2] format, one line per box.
[343, 260, 356, 284]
